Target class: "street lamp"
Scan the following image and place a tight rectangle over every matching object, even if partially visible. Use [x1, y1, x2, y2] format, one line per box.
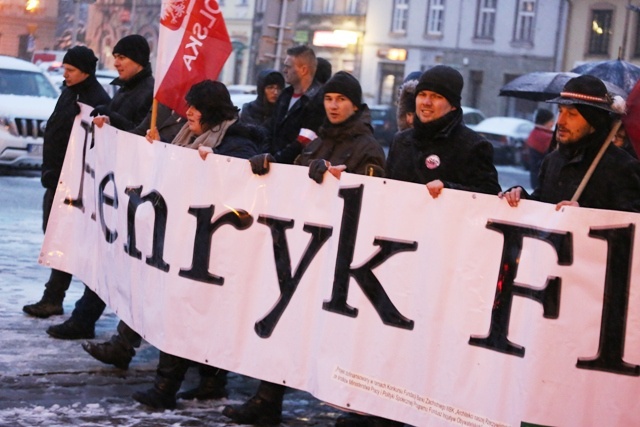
[25, 0, 39, 12]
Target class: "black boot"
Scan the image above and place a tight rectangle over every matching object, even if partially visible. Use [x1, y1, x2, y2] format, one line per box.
[81, 334, 135, 370]
[177, 367, 228, 400]
[23, 297, 63, 318]
[46, 317, 94, 340]
[132, 376, 181, 410]
[222, 381, 284, 425]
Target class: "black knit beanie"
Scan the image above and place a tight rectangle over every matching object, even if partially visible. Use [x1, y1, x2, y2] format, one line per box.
[113, 35, 150, 66]
[414, 65, 463, 108]
[63, 46, 98, 75]
[323, 71, 362, 106]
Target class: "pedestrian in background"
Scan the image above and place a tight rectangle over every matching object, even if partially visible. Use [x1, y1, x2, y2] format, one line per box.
[387, 65, 501, 198]
[251, 45, 326, 170]
[46, 34, 154, 341]
[23, 46, 111, 319]
[525, 108, 555, 189]
[240, 68, 284, 128]
[396, 70, 421, 132]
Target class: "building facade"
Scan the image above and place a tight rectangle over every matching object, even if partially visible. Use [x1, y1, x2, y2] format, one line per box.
[563, 0, 640, 70]
[250, 0, 367, 84]
[358, 0, 569, 118]
[82, 0, 253, 84]
[0, 0, 59, 59]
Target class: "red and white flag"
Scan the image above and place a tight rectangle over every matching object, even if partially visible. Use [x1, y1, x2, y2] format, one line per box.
[154, 0, 232, 117]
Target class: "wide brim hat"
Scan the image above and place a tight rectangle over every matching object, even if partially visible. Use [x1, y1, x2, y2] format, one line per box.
[547, 74, 619, 114]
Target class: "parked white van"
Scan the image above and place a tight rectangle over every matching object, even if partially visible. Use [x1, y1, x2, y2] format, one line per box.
[0, 55, 59, 168]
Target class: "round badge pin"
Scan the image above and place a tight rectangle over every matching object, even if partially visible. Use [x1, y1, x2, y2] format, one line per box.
[425, 154, 440, 169]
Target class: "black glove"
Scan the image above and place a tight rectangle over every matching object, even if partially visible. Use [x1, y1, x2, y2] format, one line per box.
[249, 153, 275, 175]
[90, 105, 111, 117]
[308, 159, 328, 183]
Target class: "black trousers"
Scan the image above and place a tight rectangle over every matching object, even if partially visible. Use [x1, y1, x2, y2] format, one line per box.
[41, 188, 72, 302]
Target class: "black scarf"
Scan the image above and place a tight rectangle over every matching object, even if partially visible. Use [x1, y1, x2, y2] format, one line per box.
[412, 108, 462, 147]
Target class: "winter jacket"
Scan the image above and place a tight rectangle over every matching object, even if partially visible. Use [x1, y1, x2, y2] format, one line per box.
[526, 125, 554, 154]
[263, 79, 326, 164]
[41, 75, 111, 190]
[131, 102, 185, 143]
[105, 64, 154, 131]
[171, 120, 260, 160]
[527, 128, 640, 212]
[240, 69, 281, 128]
[386, 109, 501, 195]
[295, 105, 385, 175]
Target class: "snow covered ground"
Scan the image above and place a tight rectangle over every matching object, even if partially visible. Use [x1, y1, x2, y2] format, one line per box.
[0, 175, 342, 426]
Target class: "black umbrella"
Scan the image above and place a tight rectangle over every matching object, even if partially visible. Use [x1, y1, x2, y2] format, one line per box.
[570, 59, 640, 93]
[499, 71, 627, 101]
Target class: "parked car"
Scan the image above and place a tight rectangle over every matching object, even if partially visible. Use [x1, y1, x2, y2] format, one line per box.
[227, 84, 257, 95]
[461, 106, 486, 129]
[474, 117, 534, 166]
[95, 69, 119, 97]
[370, 104, 397, 146]
[0, 55, 59, 169]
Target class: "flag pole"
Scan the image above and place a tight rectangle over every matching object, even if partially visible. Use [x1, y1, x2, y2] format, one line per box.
[150, 99, 158, 132]
[571, 120, 622, 202]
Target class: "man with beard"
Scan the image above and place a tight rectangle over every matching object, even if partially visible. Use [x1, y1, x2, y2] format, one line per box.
[500, 75, 640, 212]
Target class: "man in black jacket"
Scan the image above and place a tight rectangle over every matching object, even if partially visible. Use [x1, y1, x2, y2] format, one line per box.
[46, 35, 155, 340]
[501, 75, 640, 212]
[250, 45, 326, 173]
[387, 65, 501, 197]
[23, 46, 111, 319]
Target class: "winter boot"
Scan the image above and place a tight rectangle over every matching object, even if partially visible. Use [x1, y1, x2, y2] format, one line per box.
[23, 296, 63, 318]
[222, 381, 284, 425]
[46, 317, 94, 340]
[177, 367, 228, 400]
[81, 334, 135, 370]
[132, 376, 181, 410]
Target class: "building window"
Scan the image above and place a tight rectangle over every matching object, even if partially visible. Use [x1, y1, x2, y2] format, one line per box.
[391, 0, 409, 34]
[589, 9, 613, 55]
[301, 0, 314, 14]
[426, 0, 445, 36]
[346, 0, 359, 15]
[475, 0, 496, 39]
[256, 0, 266, 12]
[513, 0, 535, 42]
[323, 0, 335, 13]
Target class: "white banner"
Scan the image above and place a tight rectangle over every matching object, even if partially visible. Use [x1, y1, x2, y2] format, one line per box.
[40, 106, 640, 427]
